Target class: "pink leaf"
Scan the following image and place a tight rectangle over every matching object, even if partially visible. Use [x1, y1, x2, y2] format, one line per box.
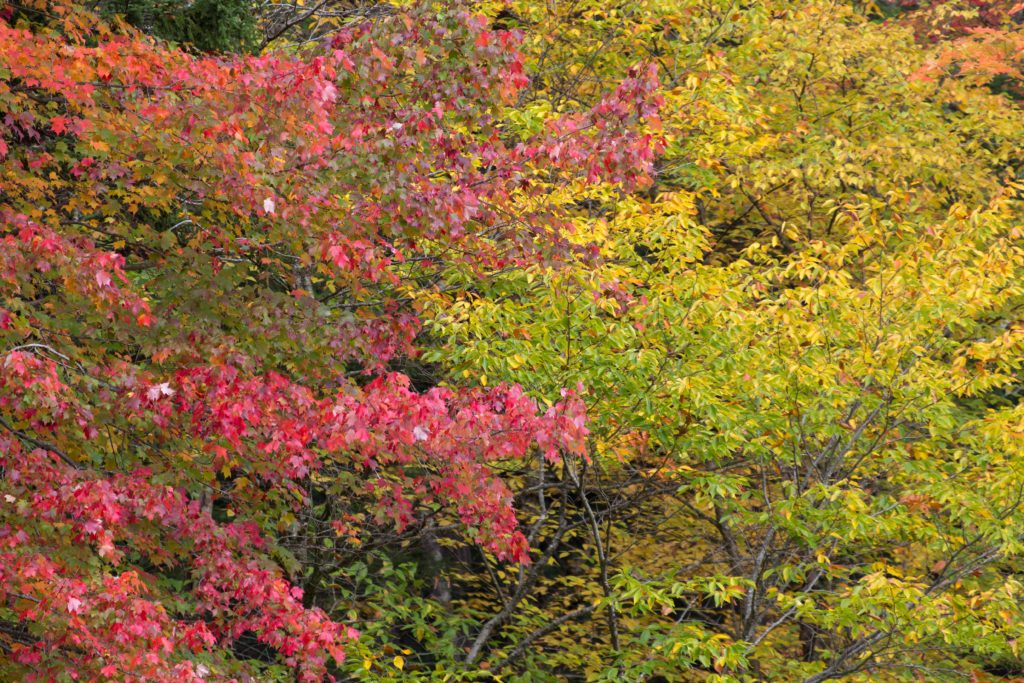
[146, 382, 175, 400]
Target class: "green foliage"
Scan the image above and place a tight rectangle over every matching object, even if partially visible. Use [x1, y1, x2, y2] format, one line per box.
[96, 0, 259, 53]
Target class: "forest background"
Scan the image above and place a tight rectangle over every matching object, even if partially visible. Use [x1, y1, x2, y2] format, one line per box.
[3, 0, 1024, 682]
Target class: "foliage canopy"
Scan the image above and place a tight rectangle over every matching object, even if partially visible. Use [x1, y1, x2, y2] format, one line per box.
[3, 0, 1024, 682]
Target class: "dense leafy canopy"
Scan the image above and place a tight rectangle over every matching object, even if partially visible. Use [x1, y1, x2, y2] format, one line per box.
[3, 0, 1024, 682]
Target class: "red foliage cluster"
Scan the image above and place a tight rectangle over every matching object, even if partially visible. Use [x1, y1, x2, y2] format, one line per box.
[893, 0, 1017, 41]
[0, 0, 658, 679]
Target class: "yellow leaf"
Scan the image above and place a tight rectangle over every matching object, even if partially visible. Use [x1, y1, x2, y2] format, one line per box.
[393, 655, 404, 671]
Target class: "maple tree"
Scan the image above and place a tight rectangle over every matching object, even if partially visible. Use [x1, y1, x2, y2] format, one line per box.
[0, 0, 659, 680]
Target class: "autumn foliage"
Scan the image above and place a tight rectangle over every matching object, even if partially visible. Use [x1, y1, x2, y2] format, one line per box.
[5, 0, 1024, 682]
[0, 0, 659, 679]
